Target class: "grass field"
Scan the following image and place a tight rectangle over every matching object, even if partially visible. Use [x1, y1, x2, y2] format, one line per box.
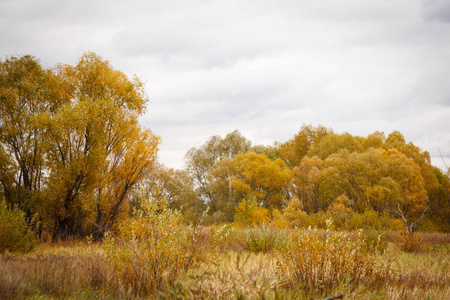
[1, 229, 449, 300]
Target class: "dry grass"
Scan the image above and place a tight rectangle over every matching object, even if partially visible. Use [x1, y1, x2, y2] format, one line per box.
[389, 231, 450, 246]
[0, 229, 449, 300]
[164, 252, 280, 299]
[0, 244, 111, 299]
[388, 231, 450, 253]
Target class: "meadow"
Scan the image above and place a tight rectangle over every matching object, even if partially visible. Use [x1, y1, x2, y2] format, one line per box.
[1, 222, 449, 300]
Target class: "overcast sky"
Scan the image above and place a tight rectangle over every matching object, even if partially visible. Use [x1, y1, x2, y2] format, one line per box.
[1, 0, 450, 171]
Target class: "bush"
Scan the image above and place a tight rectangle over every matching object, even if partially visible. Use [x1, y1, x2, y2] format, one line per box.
[276, 219, 392, 292]
[236, 224, 289, 253]
[345, 210, 403, 231]
[306, 211, 328, 229]
[282, 198, 308, 228]
[211, 223, 240, 252]
[0, 200, 37, 253]
[211, 223, 289, 253]
[104, 200, 206, 296]
[234, 198, 270, 227]
[394, 231, 426, 253]
[271, 209, 290, 229]
[327, 194, 352, 228]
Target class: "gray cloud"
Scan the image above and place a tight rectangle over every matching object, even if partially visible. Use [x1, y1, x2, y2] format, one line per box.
[422, 0, 450, 23]
[1, 0, 449, 171]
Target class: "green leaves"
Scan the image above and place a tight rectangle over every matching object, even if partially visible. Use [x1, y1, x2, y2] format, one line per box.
[0, 200, 37, 253]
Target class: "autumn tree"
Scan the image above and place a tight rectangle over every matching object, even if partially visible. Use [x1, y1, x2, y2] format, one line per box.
[204, 157, 236, 222]
[307, 132, 365, 160]
[130, 163, 204, 224]
[250, 143, 282, 161]
[281, 197, 308, 228]
[184, 130, 251, 202]
[230, 152, 292, 209]
[362, 131, 387, 150]
[0, 55, 65, 220]
[290, 156, 324, 213]
[40, 53, 160, 240]
[279, 124, 332, 168]
[203, 152, 292, 223]
[327, 194, 353, 228]
[385, 131, 448, 226]
[317, 148, 428, 221]
[284, 128, 448, 232]
[184, 126, 448, 230]
[234, 197, 270, 227]
[1, 53, 160, 241]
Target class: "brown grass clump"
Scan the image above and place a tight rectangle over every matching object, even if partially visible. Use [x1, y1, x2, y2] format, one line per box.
[276, 220, 393, 294]
[418, 231, 450, 245]
[390, 231, 450, 252]
[0, 245, 110, 299]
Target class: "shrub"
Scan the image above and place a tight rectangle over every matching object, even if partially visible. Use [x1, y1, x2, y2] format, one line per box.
[276, 219, 392, 292]
[394, 231, 425, 253]
[282, 198, 308, 228]
[345, 210, 403, 231]
[234, 198, 270, 227]
[104, 200, 205, 296]
[271, 209, 290, 229]
[0, 200, 37, 253]
[210, 223, 240, 252]
[305, 211, 328, 229]
[236, 224, 289, 253]
[327, 194, 352, 228]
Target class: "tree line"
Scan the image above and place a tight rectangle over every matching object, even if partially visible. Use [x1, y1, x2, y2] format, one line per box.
[176, 127, 450, 231]
[1, 54, 449, 241]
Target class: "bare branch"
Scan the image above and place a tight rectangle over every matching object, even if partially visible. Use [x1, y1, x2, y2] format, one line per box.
[439, 147, 449, 171]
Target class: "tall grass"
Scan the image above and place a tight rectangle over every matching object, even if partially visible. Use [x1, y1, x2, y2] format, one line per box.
[276, 221, 393, 293]
[0, 245, 110, 299]
[235, 224, 289, 253]
[0, 225, 449, 299]
[103, 201, 208, 296]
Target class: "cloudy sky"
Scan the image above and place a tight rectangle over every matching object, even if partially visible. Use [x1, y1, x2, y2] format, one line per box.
[1, 0, 450, 171]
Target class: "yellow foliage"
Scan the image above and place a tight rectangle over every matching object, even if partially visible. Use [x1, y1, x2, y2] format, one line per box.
[282, 198, 308, 228]
[234, 198, 270, 227]
[271, 209, 290, 229]
[326, 194, 352, 228]
[231, 152, 292, 209]
[390, 219, 404, 230]
[291, 156, 324, 213]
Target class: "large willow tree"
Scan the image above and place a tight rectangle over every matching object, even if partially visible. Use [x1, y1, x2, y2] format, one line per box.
[0, 53, 160, 241]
